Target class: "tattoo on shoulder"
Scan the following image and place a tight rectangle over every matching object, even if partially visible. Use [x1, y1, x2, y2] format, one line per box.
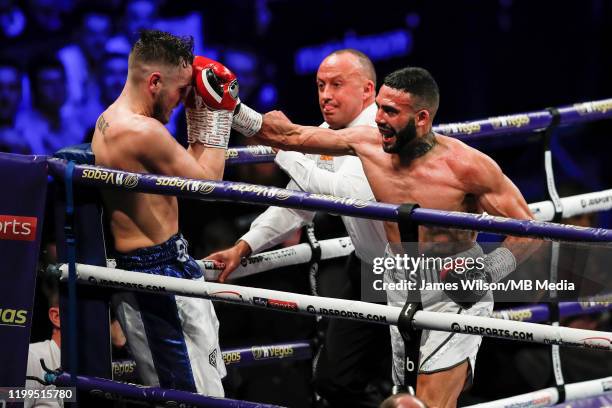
[96, 115, 110, 135]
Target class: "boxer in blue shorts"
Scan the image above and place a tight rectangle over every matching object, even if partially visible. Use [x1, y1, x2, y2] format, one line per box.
[112, 234, 225, 394]
[91, 30, 239, 396]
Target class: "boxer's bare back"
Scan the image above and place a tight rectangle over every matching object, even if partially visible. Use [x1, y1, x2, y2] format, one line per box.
[92, 62, 225, 253]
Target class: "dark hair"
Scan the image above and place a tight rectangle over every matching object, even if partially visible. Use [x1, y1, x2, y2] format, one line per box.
[130, 29, 194, 68]
[379, 393, 428, 408]
[330, 48, 377, 86]
[40, 270, 60, 308]
[383, 67, 439, 115]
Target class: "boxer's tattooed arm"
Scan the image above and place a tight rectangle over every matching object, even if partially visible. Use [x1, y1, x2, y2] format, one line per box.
[96, 115, 110, 135]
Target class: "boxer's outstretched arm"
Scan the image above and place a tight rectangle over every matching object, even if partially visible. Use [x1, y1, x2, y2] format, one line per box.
[254, 111, 377, 156]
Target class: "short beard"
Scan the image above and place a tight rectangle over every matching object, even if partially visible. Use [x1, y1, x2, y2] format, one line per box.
[152, 91, 169, 124]
[382, 119, 417, 154]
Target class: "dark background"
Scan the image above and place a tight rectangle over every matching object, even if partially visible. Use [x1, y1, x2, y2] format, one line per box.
[4, 0, 611, 406]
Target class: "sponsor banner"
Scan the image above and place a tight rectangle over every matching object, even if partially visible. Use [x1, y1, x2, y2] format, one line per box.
[86, 275, 166, 293]
[0, 215, 37, 241]
[240, 247, 299, 267]
[0, 154, 48, 387]
[81, 167, 139, 189]
[306, 304, 387, 323]
[0, 308, 28, 327]
[573, 99, 612, 116]
[253, 297, 298, 311]
[112, 342, 312, 373]
[225, 145, 276, 165]
[251, 344, 294, 360]
[450, 322, 534, 341]
[222, 351, 242, 366]
[112, 359, 138, 383]
[227, 342, 312, 367]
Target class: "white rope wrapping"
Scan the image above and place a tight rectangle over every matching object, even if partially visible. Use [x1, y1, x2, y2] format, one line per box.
[529, 189, 612, 221]
[56, 263, 612, 351]
[197, 237, 354, 280]
[463, 376, 612, 408]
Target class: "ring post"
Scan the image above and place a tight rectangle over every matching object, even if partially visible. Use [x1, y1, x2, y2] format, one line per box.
[63, 160, 78, 384]
[0, 154, 48, 390]
[396, 203, 422, 395]
[539, 107, 566, 402]
[53, 147, 112, 408]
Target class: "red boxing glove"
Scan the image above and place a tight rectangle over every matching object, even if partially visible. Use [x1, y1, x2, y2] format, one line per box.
[193, 56, 239, 111]
[187, 56, 239, 148]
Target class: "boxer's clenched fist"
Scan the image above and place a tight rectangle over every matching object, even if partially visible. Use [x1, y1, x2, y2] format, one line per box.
[186, 56, 238, 148]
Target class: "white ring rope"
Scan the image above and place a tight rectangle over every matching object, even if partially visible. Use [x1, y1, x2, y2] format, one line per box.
[196, 237, 354, 281]
[463, 376, 612, 408]
[55, 263, 612, 351]
[530, 188, 612, 221]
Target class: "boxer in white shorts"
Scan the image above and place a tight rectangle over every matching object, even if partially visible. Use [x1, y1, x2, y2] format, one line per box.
[235, 66, 539, 407]
[384, 243, 493, 388]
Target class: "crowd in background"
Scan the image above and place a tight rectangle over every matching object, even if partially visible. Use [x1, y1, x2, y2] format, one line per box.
[3, 1, 612, 407]
[0, 0, 281, 156]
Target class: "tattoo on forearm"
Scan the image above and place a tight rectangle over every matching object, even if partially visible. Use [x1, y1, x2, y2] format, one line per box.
[96, 115, 109, 135]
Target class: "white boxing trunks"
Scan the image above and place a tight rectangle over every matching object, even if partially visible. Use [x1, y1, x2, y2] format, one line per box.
[384, 243, 493, 387]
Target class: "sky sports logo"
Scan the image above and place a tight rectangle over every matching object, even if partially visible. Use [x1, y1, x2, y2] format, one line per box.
[253, 297, 298, 311]
[0, 215, 37, 241]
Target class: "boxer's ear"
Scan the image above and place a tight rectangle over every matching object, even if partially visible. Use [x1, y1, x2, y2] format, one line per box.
[148, 72, 162, 94]
[49, 306, 60, 329]
[416, 109, 430, 127]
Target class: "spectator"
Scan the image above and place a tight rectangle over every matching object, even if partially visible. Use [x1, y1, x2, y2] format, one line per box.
[0, 0, 26, 41]
[58, 9, 114, 130]
[99, 51, 129, 107]
[83, 39, 130, 142]
[122, 0, 160, 43]
[17, 55, 84, 154]
[26, 0, 63, 34]
[22, 0, 74, 45]
[0, 58, 29, 153]
[25, 273, 61, 408]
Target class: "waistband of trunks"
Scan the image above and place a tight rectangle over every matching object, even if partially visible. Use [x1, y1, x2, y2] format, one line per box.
[114, 233, 189, 270]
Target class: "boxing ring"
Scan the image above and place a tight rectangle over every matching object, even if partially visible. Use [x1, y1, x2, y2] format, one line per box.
[0, 97, 611, 407]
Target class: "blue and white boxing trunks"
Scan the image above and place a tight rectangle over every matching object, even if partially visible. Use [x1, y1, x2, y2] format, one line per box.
[112, 233, 226, 396]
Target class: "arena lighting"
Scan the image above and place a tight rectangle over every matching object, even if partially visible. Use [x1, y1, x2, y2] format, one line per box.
[294, 29, 413, 74]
